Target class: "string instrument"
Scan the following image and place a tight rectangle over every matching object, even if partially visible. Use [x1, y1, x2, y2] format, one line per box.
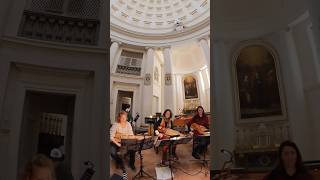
[158, 120, 181, 139]
[163, 128, 181, 137]
[114, 132, 149, 142]
[191, 123, 208, 135]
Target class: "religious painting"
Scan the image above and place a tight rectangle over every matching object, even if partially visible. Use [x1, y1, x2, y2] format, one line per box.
[183, 75, 198, 99]
[235, 44, 283, 120]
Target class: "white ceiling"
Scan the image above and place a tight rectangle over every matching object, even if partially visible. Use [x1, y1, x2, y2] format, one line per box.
[110, 0, 210, 35]
[213, 0, 308, 39]
[171, 42, 207, 73]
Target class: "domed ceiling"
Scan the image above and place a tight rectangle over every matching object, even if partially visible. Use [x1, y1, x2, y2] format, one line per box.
[171, 42, 207, 73]
[110, 0, 210, 46]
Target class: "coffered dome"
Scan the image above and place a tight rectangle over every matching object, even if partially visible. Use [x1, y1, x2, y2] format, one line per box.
[110, 0, 210, 46]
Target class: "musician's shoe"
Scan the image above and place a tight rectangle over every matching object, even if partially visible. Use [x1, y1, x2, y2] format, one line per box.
[192, 152, 201, 159]
[159, 160, 168, 167]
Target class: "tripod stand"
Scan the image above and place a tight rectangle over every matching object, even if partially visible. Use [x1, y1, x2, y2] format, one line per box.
[167, 137, 177, 180]
[132, 134, 155, 180]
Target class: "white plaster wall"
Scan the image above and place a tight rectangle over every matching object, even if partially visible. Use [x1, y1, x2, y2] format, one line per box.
[211, 40, 236, 169]
[211, 19, 320, 169]
[0, 0, 12, 37]
[265, 31, 313, 161]
[110, 77, 143, 125]
[0, 39, 107, 180]
[291, 19, 320, 88]
[304, 85, 320, 160]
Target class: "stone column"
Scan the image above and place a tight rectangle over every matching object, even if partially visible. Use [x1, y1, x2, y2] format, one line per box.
[283, 28, 313, 160]
[199, 37, 210, 72]
[289, 19, 320, 87]
[211, 40, 235, 169]
[196, 71, 206, 110]
[306, 0, 320, 63]
[142, 47, 155, 122]
[110, 41, 120, 73]
[162, 47, 176, 114]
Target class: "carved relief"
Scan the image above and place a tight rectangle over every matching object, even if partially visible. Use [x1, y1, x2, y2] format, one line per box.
[165, 73, 171, 85]
[144, 73, 152, 85]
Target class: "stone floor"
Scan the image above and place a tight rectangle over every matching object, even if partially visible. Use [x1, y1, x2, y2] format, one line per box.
[110, 141, 211, 180]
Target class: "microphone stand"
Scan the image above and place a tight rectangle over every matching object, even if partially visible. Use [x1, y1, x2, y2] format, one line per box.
[220, 149, 233, 179]
[168, 136, 175, 180]
[132, 133, 155, 180]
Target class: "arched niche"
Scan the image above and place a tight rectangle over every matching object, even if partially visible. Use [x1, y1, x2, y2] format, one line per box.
[232, 41, 287, 124]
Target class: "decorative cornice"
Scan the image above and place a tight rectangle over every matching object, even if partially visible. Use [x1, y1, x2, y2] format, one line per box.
[1, 36, 106, 54]
[110, 17, 210, 47]
[14, 63, 93, 78]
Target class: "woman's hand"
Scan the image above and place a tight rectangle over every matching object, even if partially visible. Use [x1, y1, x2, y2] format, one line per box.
[189, 131, 194, 136]
[112, 139, 121, 147]
[115, 142, 121, 147]
[159, 133, 164, 138]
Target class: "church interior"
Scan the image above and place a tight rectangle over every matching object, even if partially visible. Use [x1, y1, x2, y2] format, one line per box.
[110, 0, 210, 179]
[0, 0, 320, 180]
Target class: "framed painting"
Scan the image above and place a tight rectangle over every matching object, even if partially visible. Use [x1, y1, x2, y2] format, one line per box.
[232, 41, 287, 123]
[183, 75, 198, 99]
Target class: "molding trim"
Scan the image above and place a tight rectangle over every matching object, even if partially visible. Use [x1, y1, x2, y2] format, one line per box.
[0, 36, 106, 54]
[14, 63, 94, 78]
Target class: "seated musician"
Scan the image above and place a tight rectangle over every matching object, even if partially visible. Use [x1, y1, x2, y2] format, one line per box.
[110, 111, 136, 170]
[154, 109, 179, 165]
[188, 106, 210, 159]
[264, 140, 313, 180]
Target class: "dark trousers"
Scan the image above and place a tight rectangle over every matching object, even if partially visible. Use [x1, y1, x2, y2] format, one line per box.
[162, 144, 177, 161]
[110, 142, 135, 169]
[193, 136, 210, 155]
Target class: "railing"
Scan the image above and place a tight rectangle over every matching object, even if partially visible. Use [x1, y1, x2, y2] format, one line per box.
[18, 10, 100, 45]
[116, 65, 141, 76]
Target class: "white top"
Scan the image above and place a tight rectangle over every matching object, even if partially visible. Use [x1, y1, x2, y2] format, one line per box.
[110, 121, 134, 142]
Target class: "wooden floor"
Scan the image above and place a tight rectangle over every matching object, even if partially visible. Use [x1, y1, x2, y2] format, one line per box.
[110, 141, 210, 180]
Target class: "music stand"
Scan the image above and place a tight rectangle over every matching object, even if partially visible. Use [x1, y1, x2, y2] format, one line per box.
[190, 134, 210, 176]
[145, 117, 157, 136]
[131, 135, 155, 180]
[156, 136, 192, 180]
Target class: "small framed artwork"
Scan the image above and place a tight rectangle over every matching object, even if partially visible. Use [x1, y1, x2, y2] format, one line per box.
[144, 73, 151, 85]
[165, 73, 172, 85]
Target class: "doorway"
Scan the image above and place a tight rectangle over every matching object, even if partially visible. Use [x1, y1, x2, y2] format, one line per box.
[115, 90, 134, 120]
[18, 90, 75, 175]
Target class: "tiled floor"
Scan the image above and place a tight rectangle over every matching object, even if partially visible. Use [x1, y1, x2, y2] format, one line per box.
[110, 141, 211, 180]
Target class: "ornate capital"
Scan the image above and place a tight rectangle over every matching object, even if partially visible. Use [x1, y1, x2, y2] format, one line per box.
[198, 36, 210, 42]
